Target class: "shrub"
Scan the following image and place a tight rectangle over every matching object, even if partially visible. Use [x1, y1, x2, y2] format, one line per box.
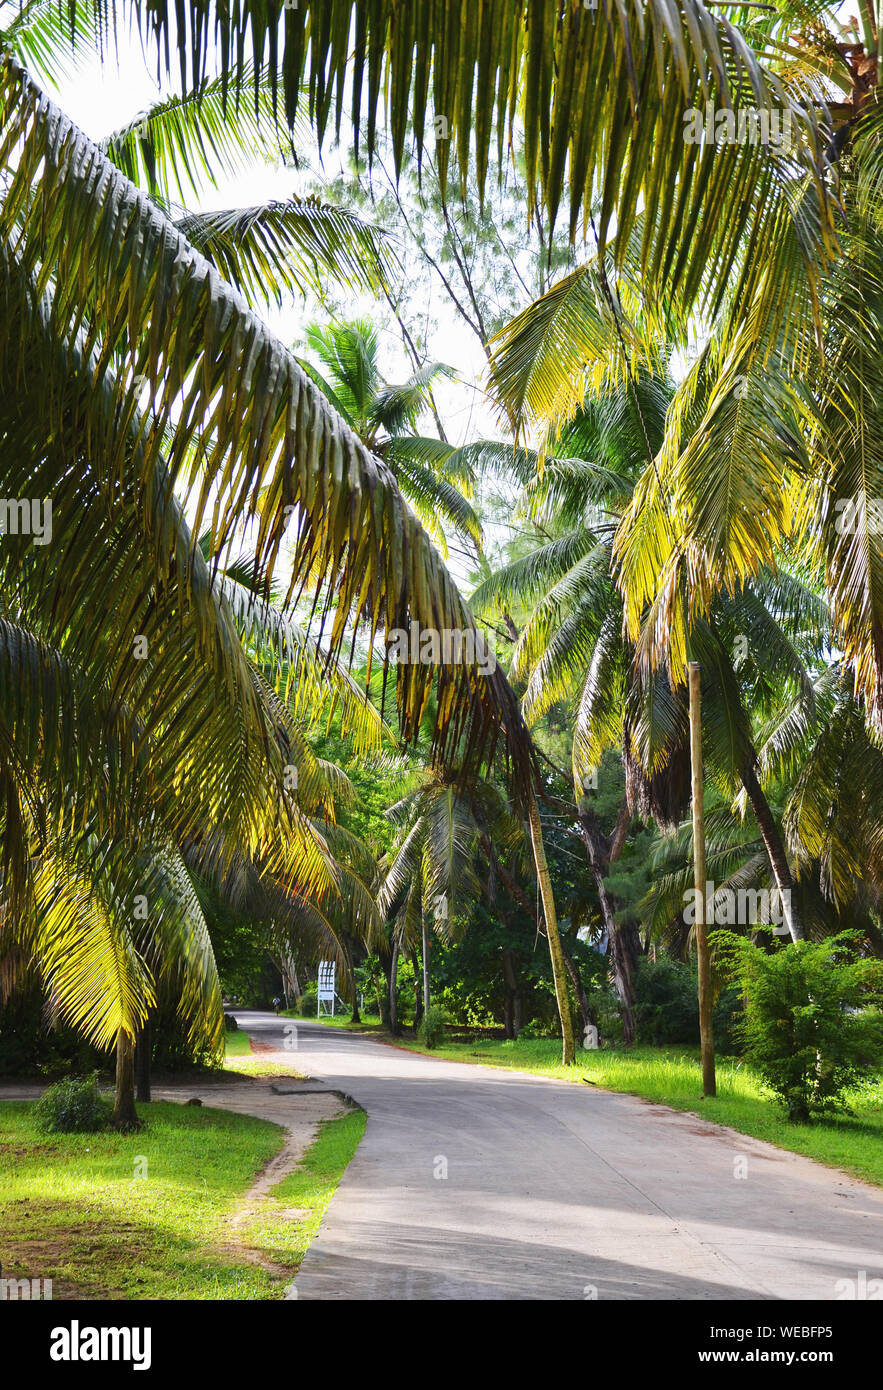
[718, 930, 883, 1123]
[297, 986, 319, 1016]
[33, 1072, 112, 1133]
[634, 958, 700, 1044]
[418, 1003, 449, 1049]
[633, 957, 741, 1051]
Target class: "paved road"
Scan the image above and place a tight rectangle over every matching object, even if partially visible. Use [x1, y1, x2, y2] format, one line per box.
[235, 1010, 883, 1301]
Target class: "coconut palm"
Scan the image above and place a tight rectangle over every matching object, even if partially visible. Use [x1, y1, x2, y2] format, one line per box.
[6, 0, 847, 1070]
[45, 0, 836, 334]
[377, 771, 524, 1024]
[297, 319, 482, 555]
[0, 47, 583, 1078]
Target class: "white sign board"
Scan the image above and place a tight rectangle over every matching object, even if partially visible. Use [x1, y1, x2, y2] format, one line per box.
[317, 960, 336, 1017]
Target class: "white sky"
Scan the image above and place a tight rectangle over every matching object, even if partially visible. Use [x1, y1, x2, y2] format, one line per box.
[51, 33, 499, 451]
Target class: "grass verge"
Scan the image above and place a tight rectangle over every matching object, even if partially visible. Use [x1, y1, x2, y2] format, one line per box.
[238, 1109, 366, 1277]
[0, 1099, 364, 1298]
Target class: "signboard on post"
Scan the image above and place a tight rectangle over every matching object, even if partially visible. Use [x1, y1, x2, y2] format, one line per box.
[317, 961, 336, 1017]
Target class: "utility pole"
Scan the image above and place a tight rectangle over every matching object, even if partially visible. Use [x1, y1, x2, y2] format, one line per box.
[688, 661, 716, 1097]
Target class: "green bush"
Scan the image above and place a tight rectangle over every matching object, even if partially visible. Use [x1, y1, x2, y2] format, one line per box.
[33, 1072, 112, 1133]
[718, 930, 883, 1122]
[418, 1003, 449, 1049]
[633, 957, 741, 1050]
[296, 986, 319, 1016]
[0, 988, 106, 1079]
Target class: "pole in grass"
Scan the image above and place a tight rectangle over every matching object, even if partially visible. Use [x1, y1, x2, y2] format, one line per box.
[688, 661, 716, 1098]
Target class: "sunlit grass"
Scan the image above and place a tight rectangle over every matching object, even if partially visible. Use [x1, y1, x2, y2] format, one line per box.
[0, 1100, 285, 1298]
[239, 1109, 366, 1272]
[0, 1096, 365, 1299]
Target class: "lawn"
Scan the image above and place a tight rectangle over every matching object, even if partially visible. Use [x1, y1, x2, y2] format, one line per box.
[297, 1018, 883, 1189]
[223, 1030, 253, 1058]
[0, 1099, 363, 1298]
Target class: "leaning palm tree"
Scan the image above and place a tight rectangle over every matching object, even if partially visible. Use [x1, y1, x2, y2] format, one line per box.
[7, 0, 842, 1066]
[0, 51, 580, 1066]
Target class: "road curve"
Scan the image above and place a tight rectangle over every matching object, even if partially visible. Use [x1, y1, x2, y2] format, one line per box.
[234, 1010, 883, 1301]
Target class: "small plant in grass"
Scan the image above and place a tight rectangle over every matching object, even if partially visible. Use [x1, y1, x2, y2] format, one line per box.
[34, 1071, 112, 1133]
[717, 930, 883, 1123]
[418, 1003, 449, 1049]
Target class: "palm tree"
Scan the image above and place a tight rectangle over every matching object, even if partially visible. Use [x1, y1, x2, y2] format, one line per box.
[0, 46, 581, 1081]
[377, 771, 523, 1025]
[4, 0, 849, 1070]
[298, 319, 482, 556]
[49, 0, 836, 330]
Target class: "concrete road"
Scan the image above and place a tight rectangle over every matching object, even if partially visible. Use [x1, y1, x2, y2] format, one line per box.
[235, 1010, 883, 1301]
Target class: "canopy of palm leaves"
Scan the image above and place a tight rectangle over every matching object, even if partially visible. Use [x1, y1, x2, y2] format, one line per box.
[297, 318, 482, 554]
[0, 50, 548, 1064]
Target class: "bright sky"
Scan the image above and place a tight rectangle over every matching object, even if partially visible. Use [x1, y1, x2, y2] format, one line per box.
[51, 31, 499, 451]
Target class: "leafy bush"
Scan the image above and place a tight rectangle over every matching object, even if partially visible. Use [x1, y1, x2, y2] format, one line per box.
[0, 988, 105, 1079]
[418, 1003, 449, 1049]
[634, 958, 699, 1044]
[296, 986, 319, 1016]
[718, 931, 883, 1122]
[34, 1072, 112, 1133]
[633, 957, 741, 1050]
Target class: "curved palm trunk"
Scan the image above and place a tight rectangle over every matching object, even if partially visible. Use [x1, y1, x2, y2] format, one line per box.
[113, 1030, 139, 1130]
[741, 762, 805, 942]
[577, 804, 639, 1044]
[527, 793, 575, 1064]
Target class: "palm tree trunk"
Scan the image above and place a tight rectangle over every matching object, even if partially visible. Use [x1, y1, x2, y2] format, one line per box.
[341, 937, 360, 1021]
[741, 761, 805, 942]
[134, 1018, 151, 1104]
[689, 662, 716, 1098]
[113, 1030, 139, 1130]
[410, 950, 424, 1027]
[388, 939, 400, 1036]
[421, 912, 431, 1017]
[527, 793, 575, 1064]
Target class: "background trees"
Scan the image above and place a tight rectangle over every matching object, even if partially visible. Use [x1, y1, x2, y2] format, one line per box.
[3, 0, 883, 1092]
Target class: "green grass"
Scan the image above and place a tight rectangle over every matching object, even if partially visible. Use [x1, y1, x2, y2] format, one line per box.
[0, 1098, 364, 1298]
[321, 1027, 883, 1189]
[239, 1109, 366, 1271]
[223, 1030, 253, 1057]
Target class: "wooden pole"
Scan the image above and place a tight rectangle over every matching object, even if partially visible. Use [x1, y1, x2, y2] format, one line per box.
[688, 662, 716, 1098]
